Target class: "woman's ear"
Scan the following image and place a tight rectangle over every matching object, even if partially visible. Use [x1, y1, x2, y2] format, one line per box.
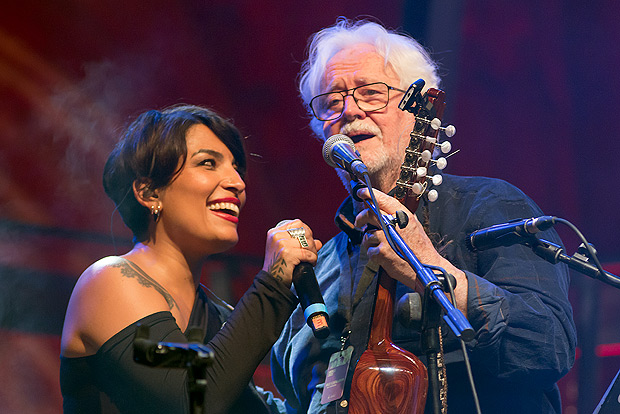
[132, 180, 158, 209]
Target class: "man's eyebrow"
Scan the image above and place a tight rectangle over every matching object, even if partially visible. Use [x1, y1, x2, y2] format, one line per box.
[324, 79, 372, 92]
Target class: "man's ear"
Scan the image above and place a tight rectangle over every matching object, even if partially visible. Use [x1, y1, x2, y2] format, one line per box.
[132, 180, 158, 209]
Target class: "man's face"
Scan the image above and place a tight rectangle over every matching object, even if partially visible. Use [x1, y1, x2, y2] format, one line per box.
[320, 44, 415, 192]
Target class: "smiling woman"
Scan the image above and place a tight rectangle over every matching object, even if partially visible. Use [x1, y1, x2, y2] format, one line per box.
[58, 105, 322, 414]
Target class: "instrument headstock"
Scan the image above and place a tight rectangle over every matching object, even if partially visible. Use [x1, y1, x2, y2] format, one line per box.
[393, 80, 456, 206]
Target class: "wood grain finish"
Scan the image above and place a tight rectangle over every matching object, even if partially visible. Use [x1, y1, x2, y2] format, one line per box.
[349, 272, 428, 413]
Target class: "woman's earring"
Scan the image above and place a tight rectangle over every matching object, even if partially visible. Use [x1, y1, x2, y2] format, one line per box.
[151, 204, 162, 222]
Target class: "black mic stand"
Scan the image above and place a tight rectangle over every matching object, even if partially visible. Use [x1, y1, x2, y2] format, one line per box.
[526, 238, 620, 289]
[421, 293, 443, 414]
[398, 271, 467, 414]
[418, 271, 457, 414]
[133, 324, 214, 414]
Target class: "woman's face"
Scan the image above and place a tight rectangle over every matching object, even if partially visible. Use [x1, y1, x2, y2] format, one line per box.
[155, 124, 246, 256]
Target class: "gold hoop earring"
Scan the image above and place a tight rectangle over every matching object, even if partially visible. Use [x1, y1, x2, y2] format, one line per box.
[151, 204, 162, 222]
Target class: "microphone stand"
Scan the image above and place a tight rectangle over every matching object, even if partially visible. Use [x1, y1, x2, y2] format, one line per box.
[133, 325, 214, 414]
[419, 271, 457, 414]
[358, 179, 475, 414]
[526, 238, 620, 288]
[361, 193, 474, 341]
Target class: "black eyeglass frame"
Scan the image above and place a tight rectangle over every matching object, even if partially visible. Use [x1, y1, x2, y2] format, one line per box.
[309, 82, 407, 121]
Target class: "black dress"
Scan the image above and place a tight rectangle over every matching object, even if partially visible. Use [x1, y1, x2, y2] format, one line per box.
[61, 271, 297, 414]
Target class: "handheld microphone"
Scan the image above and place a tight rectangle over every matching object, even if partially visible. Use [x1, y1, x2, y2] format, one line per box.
[293, 263, 330, 339]
[466, 216, 557, 251]
[322, 134, 369, 180]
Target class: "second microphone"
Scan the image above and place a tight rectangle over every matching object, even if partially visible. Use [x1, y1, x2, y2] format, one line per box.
[283, 224, 330, 340]
[293, 262, 330, 339]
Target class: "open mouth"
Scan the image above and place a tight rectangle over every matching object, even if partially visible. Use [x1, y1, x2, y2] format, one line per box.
[207, 201, 240, 219]
[348, 133, 375, 144]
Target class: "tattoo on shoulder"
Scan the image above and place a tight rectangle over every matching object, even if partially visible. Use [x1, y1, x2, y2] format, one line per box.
[268, 253, 287, 283]
[110, 258, 179, 310]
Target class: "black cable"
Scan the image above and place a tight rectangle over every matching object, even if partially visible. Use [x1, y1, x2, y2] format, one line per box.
[554, 217, 618, 286]
[459, 335, 482, 414]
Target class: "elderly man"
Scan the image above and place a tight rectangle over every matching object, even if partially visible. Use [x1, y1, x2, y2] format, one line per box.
[272, 18, 576, 414]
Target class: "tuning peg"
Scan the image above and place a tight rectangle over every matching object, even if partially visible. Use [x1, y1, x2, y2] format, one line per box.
[430, 174, 443, 186]
[427, 189, 438, 202]
[423, 136, 451, 153]
[421, 149, 432, 162]
[443, 125, 456, 137]
[411, 182, 424, 195]
[439, 141, 452, 153]
[434, 157, 447, 170]
[430, 118, 457, 137]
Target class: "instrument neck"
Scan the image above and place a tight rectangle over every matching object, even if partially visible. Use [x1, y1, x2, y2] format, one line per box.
[367, 269, 396, 348]
[366, 195, 419, 349]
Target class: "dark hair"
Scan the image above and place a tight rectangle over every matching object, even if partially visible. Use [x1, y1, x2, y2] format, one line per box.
[103, 104, 246, 242]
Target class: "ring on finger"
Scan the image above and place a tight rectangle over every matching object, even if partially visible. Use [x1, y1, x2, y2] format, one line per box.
[287, 227, 309, 248]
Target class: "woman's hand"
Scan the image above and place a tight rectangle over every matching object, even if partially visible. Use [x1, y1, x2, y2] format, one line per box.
[262, 219, 322, 287]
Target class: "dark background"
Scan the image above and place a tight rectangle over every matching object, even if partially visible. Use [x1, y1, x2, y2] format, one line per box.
[1, 1, 619, 413]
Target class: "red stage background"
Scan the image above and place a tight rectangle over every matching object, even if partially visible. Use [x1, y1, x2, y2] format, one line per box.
[1, 1, 619, 413]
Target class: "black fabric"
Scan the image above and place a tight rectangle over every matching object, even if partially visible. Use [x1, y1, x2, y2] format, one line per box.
[61, 271, 297, 414]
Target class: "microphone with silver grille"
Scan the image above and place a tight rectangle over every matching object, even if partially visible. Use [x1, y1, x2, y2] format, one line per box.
[322, 134, 369, 180]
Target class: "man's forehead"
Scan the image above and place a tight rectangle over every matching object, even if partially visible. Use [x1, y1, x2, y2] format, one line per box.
[321, 45, 398, 90]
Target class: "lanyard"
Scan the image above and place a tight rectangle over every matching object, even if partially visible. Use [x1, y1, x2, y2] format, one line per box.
[335, 237, 380, 349]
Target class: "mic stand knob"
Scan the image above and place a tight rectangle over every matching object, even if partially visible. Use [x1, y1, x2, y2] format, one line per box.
[385, 210, 409, 229]
[394, 210, 409, 228]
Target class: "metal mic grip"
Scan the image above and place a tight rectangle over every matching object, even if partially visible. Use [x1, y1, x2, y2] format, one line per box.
[292, 262, 330, 339]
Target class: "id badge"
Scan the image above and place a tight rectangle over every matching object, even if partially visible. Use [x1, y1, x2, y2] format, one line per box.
[321, 346, 354, 404]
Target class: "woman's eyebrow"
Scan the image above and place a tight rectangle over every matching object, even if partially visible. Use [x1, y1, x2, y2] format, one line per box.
[191, 149, 223, 160]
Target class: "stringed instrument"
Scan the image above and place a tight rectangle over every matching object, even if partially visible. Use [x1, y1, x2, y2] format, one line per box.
[348, 79, 455, 414]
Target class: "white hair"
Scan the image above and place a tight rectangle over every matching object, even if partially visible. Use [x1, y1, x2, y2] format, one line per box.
[299, 18, 441, 138]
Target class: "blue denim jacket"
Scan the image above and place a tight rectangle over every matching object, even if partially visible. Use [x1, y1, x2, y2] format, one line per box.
[272, 173, 576, 414]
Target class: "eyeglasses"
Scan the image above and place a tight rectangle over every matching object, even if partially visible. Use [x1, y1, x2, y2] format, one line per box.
[309, 82, 406, 121]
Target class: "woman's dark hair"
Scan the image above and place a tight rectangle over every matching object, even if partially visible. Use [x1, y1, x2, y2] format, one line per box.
[103, 104, 246, 242]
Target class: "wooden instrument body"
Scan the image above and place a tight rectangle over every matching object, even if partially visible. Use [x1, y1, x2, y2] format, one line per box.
[349, 274, 428, 414]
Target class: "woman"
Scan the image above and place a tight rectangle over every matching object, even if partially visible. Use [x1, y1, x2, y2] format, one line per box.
[60, 105, 320, 413]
